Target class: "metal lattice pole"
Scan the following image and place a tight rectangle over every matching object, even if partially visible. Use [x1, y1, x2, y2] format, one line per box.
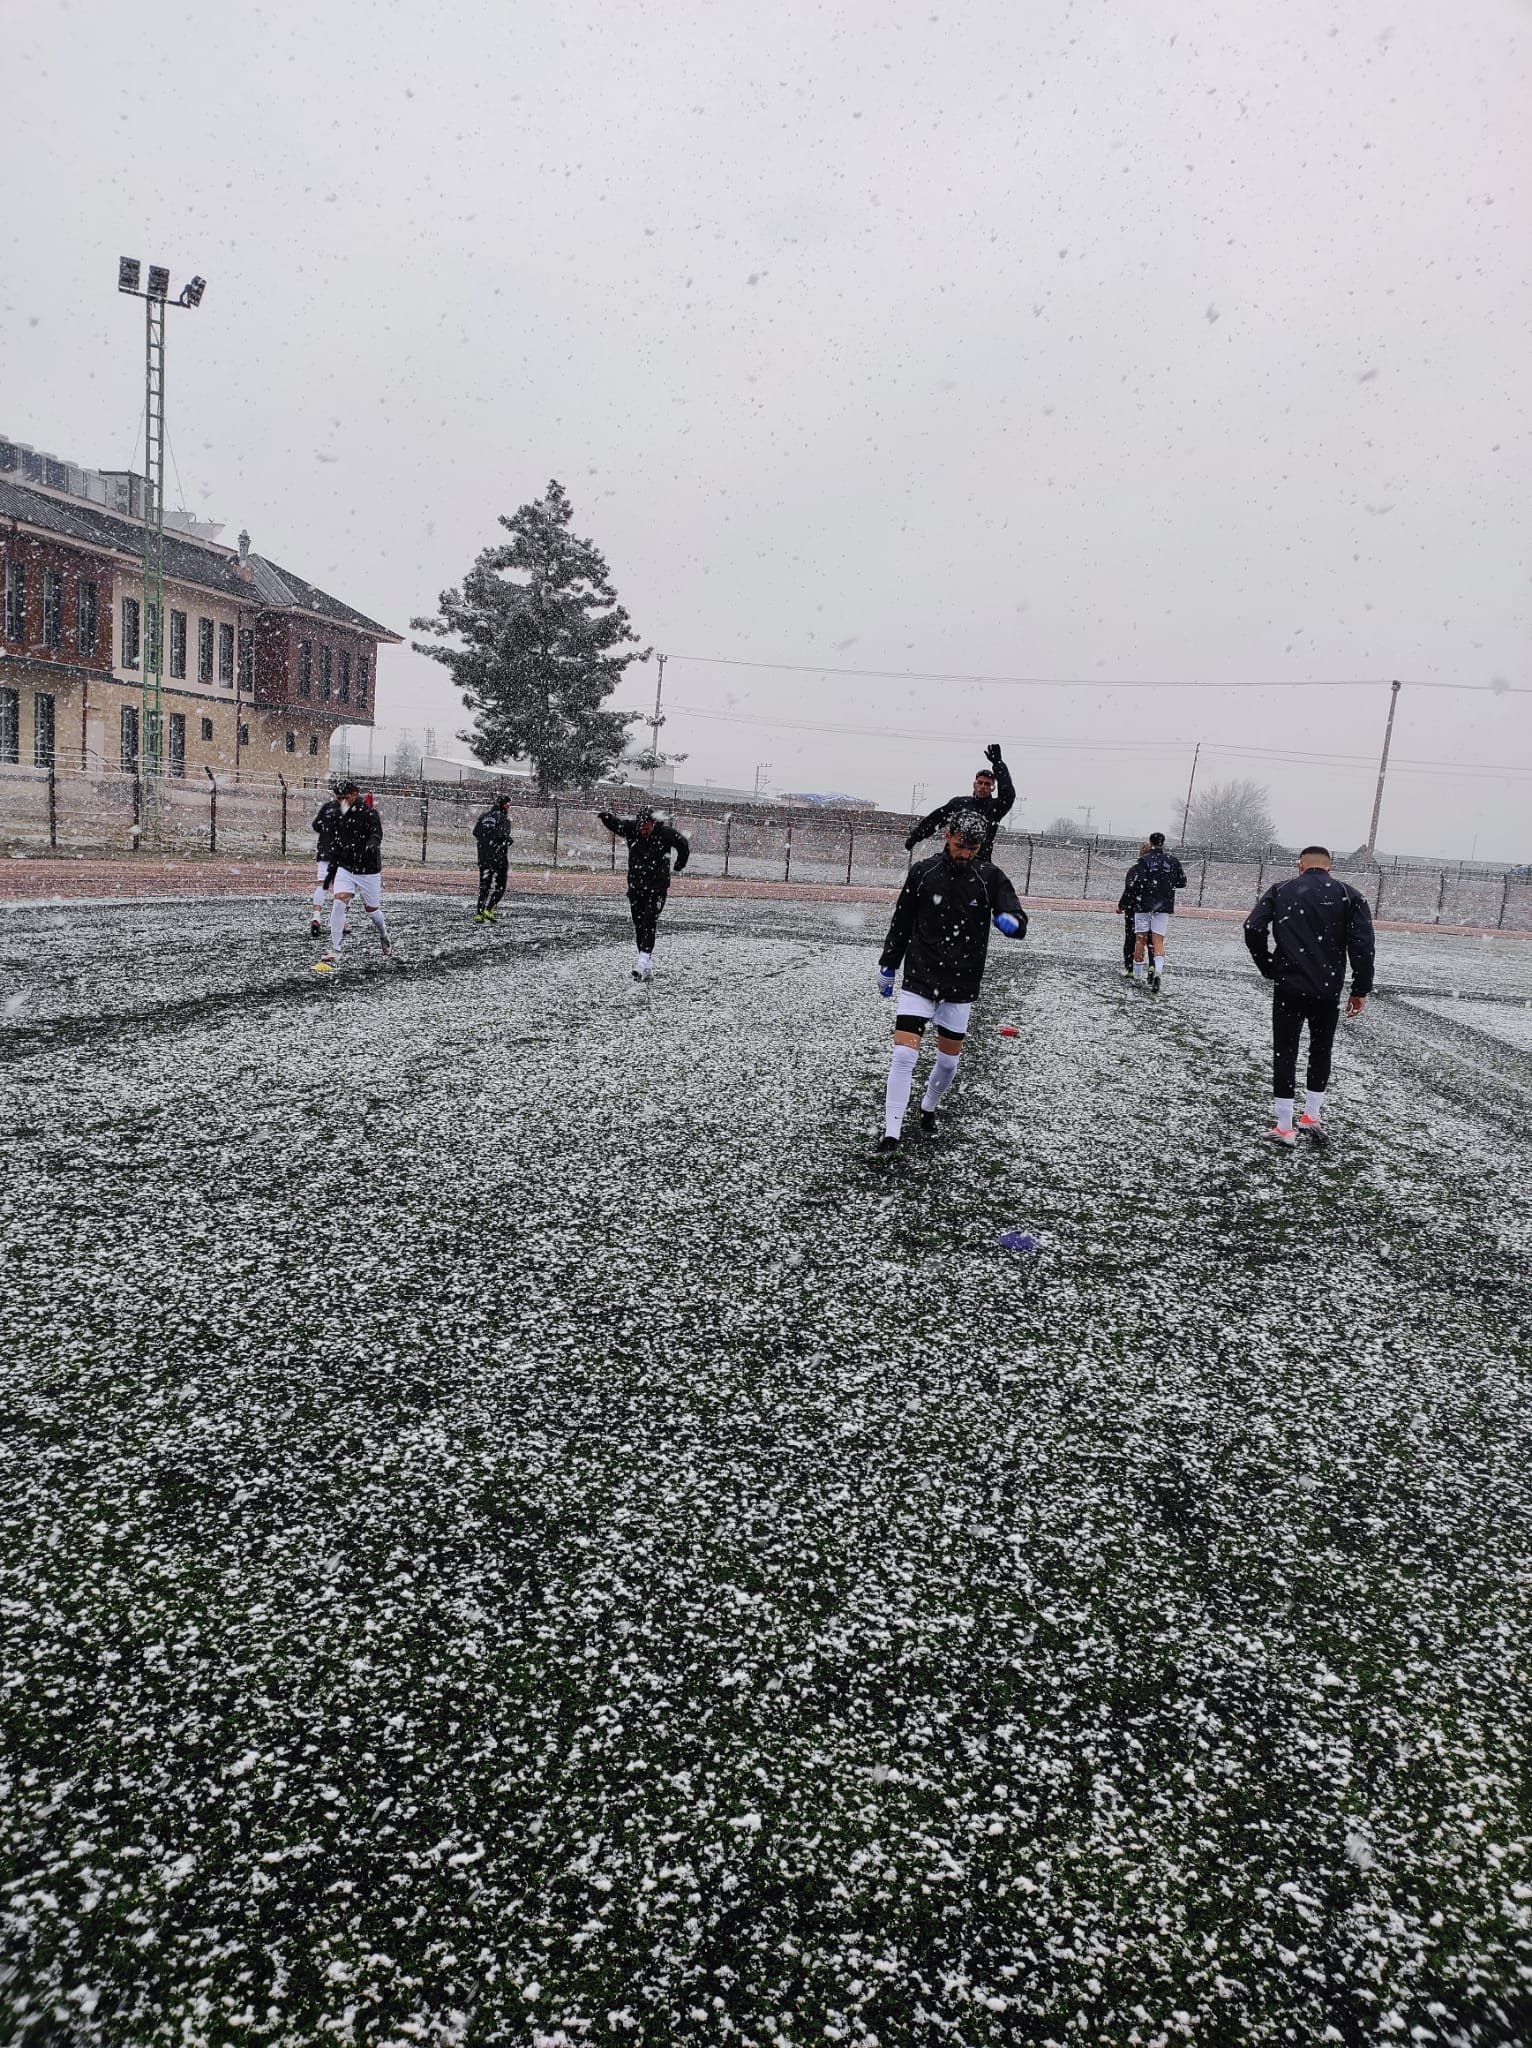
[142, 292, 166, 796]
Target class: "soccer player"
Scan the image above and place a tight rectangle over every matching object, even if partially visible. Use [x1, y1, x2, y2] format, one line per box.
[1124, 831, 1189, 991]
[1117, 841, 1150, 975]
[904, 744, 1016, 860]
[1243, 845, 1374, 1146]
[313, 782, 398, 975]
[310, 779, 343, 938]
[596, 804, 690, 980]
[473, 794, 515, 923]
[875, 810, 1027, 1153]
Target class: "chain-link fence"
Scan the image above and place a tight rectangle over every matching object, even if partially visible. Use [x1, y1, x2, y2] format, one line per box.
[1, 764, 1529, 931]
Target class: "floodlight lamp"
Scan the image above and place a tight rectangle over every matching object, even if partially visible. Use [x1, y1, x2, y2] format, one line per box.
[178, 276, 206, 308]
[118, 257, 141, 294]
[146, 265, 171, 299]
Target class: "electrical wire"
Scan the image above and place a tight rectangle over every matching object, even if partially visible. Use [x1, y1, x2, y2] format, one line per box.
[669, 653, 1530, 696]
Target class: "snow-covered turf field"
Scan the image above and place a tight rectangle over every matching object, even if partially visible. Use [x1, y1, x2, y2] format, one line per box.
[3, 892, 1531, 2048]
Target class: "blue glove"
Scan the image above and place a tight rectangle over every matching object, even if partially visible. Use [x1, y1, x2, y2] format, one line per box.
[993, 912, 1020, 936]
[877, 966, 896, 998]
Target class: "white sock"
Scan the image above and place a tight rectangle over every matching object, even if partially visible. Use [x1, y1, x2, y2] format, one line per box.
[884, 1043, 919, 1139]
[1133, 959, 1147, 980]
[1273, 1097, 1295, 1132]
[1153, 957, 1165, 979]
[921, 1049, 961, 1112]
[330, 899, 348, 953]
[368, 907, 388, 943]
[1304, 1090, 1325, 1123]
[312, 885, 327, 910]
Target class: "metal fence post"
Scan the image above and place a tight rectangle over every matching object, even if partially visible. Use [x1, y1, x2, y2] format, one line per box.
[1024, 836, 1034, 894]
[204, 765, 217, 854]
[1375, 867, 1386, 917]
[278, 773, 288, 858]
[1082, 839, 1093, 898]
[132, 773, 142, 851]
[419, 788, 429, 865]
[552, 799, 560, 867]
[1256, 857, 1266, 895]
[845, 823, 855, 886]
[47, 765, 57, 850]
[1435, 868, 1447, 924]
[609, 828, 617, 872]
[1197, 857, 1208, 907]
[1498, 873, 1510, 929]
[784, 820, 792, 883]
[723, 814, 732, 879]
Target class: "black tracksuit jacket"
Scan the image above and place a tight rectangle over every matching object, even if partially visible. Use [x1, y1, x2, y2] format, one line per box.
[331, 801, 383, 876]
[906, 758, 1016, 859]
[1244, 868, 1376, 1001]
[1124, 848, 1188, 915]
[473, 807, 515, 859]
[312, 799, 343, 864]
[879, 851, 1026, 1003]
[598, 812, 690, 897]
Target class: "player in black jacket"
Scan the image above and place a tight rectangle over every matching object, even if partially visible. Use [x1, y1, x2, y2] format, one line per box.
[310, 785, 343, 938]
[1116, 841, 1150, 974]
[597, 806, 690, 981]
[313, 783, 398, 974]
[1123, 831, 1189, 990]
[905, 744, 1016, 860]
[875, 810, 1027, 1152]
[1243, 845, 1375, 1145]
[472, 796, 515, 922]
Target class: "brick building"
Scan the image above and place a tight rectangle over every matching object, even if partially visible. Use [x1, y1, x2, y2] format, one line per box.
[0, 437, 400, 780]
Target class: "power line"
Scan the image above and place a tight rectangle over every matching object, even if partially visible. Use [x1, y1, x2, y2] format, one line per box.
[670, 653, 1530, 696]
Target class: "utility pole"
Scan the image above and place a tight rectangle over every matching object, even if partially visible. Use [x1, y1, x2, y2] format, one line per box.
[1367, 679, 1402, 856]
[910, 780, 926, 814]
[118, 259, 205, 825]
[647, 652, 666, 790]
[1179, 741, 1201, 843]
[754, 762, 771, 800]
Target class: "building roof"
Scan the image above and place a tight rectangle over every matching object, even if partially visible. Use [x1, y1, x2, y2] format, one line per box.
[0, 477, 401, 642]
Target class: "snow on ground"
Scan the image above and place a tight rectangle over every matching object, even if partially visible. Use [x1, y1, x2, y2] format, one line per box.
[2, 890, 1530, 2047]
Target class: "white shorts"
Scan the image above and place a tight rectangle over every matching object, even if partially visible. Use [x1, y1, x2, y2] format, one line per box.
[315, 860, 334, 887]
[1134, 911, 1170, 936]
[896, 990, 973, 1039]
[333, 868, 382, 910]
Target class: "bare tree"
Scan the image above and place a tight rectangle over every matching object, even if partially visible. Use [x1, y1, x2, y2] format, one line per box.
[1186, 778, 1275, 854]
[1045, 815, 1083, 837]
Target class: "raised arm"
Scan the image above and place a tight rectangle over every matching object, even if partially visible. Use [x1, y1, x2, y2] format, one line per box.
[905, 798, 953, 852]
[990, 748, 1016, 821]
[597, 810, 630, 840]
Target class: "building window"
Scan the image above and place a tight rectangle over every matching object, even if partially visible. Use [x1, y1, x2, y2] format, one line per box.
[77, 579, 99, 657]
[218, 621, 234, 685]
[169, 608, 188, 679]
[168, 712, 186, 778]
[357, 654, 369, 708]
[238, 722, 250, 747]
[198, 617, 214, 683]
[238, 629, 253, 692]
[200, 717, 213, 742]
[145, 709, 162, 768]
[42, 570, 63, 650]
[321, 646, 333, 702]
[121, 596, 141, 668]
[145, 602, 161, 673]
[33, 693, 56, 768]
[285, 730, 297, 753]
[298, 640, 312, 697]
[0, 688, 17, 763]
[120, 704, 139, 773]
[4, 561, 24, 642]
[308, 734, 319, 756]
[339, 650, 351, 705]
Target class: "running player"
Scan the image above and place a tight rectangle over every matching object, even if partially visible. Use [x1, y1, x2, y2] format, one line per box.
[596, 804, 690, 980]
[875, 810, 1027, 1153]
[1243, 845, 1374, 1146]
[1124, 831, 1189, 991]
[312, 782, 398, 975]
[310, 779, 343, 938]
[473, 795, 515, 923]
[1117, 841, 1150, 975]
[904, 744, 1016, 860]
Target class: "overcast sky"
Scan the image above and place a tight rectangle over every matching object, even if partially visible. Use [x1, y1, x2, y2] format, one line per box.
[4, 0, 1528, 856]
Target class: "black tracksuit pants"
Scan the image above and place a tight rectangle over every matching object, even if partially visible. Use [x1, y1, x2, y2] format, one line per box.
[1272, 985, 1341, 1097]
[1122, 911, 1135, 969]
[477, 853, 508, 912]
[629, 887, 666, 953]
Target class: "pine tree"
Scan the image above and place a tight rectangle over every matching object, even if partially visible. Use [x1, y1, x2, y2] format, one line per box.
[411, 482, 645, 794]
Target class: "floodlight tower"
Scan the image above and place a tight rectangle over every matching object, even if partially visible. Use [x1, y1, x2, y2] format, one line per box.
[117, 259, 206, 790]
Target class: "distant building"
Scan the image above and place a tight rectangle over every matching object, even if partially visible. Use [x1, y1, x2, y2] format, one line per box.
[0, 434, 401, 779]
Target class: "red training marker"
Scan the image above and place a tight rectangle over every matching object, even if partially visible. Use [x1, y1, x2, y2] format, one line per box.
[998, 1024, 1020, 1037]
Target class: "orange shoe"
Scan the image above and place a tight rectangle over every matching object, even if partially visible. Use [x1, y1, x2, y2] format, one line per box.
[1260, 1125, 1296, 1148]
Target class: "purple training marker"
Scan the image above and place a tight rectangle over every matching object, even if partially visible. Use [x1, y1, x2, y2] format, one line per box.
[998, 1230, 1040, 1253]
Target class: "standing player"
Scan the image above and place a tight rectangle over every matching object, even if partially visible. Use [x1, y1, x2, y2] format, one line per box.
[1124, 831, 1189, 991]
[1243, 845, 1374, 1146]
[596, 804, 690, 980]
[875, 810, 1027, 1153]
[310, 779, 343, 939]
[1117, 841, 1150, 976]
[473, 794, 515, 923]
[313, 781, 399, 975]
[904, 744, 1016, 860]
